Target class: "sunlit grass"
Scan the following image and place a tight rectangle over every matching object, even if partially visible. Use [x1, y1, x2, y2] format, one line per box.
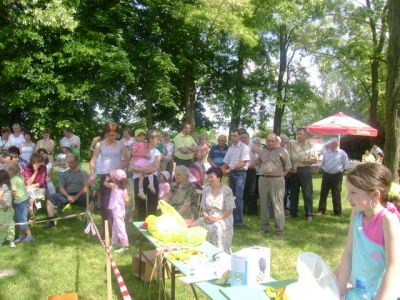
[0, 172, 350, 299]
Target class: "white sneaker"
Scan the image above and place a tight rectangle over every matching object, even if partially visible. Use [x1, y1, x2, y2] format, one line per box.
[114, 247, 128, 254]
[9, 241, 16, 248]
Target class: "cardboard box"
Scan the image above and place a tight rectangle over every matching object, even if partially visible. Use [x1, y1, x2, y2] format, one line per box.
[132, 250, 158, 282]
[230, 247, 271, 286]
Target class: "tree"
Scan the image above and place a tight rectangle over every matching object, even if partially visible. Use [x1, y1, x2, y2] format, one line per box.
[384, 0, 400, 181]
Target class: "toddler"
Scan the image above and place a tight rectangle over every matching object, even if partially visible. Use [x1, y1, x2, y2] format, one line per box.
[158, 171, 171, 202]
[104, 169, 129, 253]
[336, 163, 400, 299]
[6, 163, 33, 243]
[131, 129, 155, 200]
[0, 169, 15, 248]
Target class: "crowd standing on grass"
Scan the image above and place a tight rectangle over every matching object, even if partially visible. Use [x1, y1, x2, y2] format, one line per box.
[0, 121, 398, 258]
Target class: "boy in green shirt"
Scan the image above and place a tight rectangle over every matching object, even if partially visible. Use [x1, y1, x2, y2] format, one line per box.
[6, 163, 34, 242]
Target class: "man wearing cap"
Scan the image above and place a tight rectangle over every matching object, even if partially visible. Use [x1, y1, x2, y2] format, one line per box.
[45, 155, 93, 228]
[60, 127, 81, 152]
[173, 122, 197, 167]
[257, 133, 291, 237]
[317, 138, 348, 216]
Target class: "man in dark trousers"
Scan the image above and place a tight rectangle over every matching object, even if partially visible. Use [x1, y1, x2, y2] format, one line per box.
[317, 138, 348, 216]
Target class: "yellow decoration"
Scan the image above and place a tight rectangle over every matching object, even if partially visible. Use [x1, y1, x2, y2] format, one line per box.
[145, 200, 207, 246]
[265, 286, 288, 300]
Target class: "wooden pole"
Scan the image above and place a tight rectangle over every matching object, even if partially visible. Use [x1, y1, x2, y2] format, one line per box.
[105, 220, 112, 300]
[86, 186, 89, 223]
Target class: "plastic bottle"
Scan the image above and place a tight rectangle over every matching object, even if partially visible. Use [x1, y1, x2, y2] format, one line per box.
[345, 278, 371, 300]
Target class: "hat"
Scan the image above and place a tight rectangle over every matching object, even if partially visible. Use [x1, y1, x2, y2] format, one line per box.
[110, 169, 127, 181]
[134, 128, 146, 137]
[60, 141, 71, 148]
[160, 170, 170, 181]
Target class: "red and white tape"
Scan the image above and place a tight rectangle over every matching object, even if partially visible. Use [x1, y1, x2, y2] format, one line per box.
[86, 213, 132, 300]
[0, 212, 87, 227]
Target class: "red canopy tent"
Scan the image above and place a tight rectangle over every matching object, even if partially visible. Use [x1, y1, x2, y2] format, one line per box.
[306, 112, 378, 137]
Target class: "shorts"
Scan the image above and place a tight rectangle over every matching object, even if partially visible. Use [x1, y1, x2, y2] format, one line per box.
[15, 199, 29, 231]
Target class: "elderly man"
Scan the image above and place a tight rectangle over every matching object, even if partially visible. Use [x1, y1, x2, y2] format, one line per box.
[221, 129, 250, 226]
[45, 155, 93, 228]
[173, 122, 197, 167]
[317, 138, 348, 216]
[208, 134, 228, 168]
[288, 127, 317, 221]
[257, 133, 291, 237]
[8, 123, 25, 148]
[60, 127, 81, 152]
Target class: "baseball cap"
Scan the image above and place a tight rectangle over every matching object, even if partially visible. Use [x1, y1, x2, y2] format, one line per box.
[134, 128, 146, 137]
[110, 169, 127, 181]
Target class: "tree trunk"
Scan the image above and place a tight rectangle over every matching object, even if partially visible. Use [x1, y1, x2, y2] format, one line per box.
[273, 24, 288, 135]
[384, 0, 400, 181]
[229, 40, 245, 132]
[366, 0, 387, 136]
[183, 70, 196, 129]
[370, 59, 379, 130]
[145, 97, 153, 128]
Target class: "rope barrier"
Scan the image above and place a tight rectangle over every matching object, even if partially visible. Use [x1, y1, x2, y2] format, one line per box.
[86, 213, 132, 300]
[0, 212, 87, 227]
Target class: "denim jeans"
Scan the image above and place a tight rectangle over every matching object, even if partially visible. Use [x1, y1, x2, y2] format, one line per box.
[15, 199, 29, 231]
[290, 166, 313, 217]
[229, 170, 247, 225]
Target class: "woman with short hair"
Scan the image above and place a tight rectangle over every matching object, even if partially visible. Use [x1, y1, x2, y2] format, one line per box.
[195, 167, 235, 253]
[132, 129, 162, 220]
[168, 165, 199, 220]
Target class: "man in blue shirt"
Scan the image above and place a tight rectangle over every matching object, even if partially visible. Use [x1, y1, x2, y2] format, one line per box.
[208, 134, 228, 167]
[317, 138, 349, 216]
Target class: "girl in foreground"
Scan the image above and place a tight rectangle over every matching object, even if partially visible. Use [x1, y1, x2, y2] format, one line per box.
[336, 163, 400, 299]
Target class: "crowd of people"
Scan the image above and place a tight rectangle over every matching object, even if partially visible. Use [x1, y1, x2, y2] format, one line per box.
[0, 121, 399, 297]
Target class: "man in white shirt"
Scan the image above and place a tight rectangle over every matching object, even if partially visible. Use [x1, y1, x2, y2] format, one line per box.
[317, 138, 348, 216]
[221, 129, 250, 226]
[8, 123, 25, 148]
[60, 128, 81, 152]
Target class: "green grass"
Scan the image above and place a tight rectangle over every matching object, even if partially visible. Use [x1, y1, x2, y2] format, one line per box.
[0, 173, 350, 300]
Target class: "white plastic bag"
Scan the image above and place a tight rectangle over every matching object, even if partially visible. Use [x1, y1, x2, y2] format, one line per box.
[285, 252, 339, 300]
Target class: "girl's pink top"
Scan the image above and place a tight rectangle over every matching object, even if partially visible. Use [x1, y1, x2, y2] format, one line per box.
[159, 182, 170, 200]
[23, 165, 47, 188]
[132, 142, 151, 168]
[362, 202, 400, 246]
[132, 142, 147, 162]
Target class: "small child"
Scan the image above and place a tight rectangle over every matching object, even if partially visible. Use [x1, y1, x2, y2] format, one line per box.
[37, 148, 56, 195]
[336, 163, 400, 299]
[158, 171, 171, 202]
[5, 163, 33, 243]
[55, 141, 72, 182]
[131, 129, 155, 200]
[0, 169, 15, 248]
[104, 169, 129, 253]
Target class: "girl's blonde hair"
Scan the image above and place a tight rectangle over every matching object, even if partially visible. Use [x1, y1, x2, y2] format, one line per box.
[347, 162, 392, 204]
[5, 163, 20, 176]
